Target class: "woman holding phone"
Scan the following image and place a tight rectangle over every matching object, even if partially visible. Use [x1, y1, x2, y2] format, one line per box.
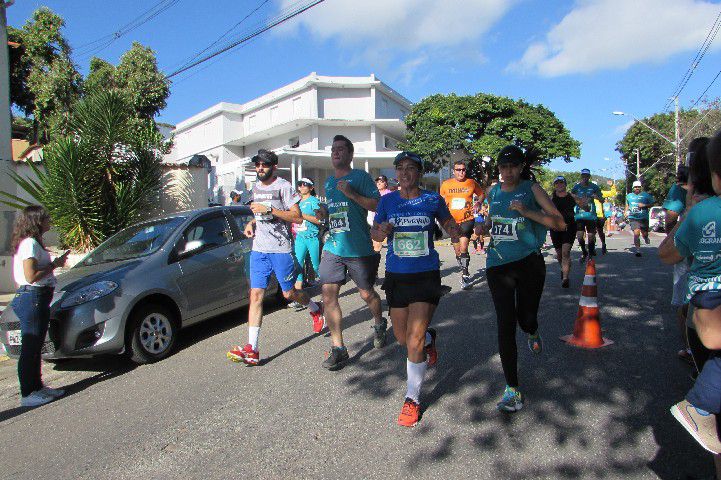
[10, 205, 68, 407]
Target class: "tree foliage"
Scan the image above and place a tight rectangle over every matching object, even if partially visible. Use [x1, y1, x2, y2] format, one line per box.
[616, 100, 721, 202]
[1, 92, 168, 251]
[401, 93, 581, 185]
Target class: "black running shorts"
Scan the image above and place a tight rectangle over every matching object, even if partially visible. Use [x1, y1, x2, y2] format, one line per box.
[458, 220, 475, 239]
[382, 270, 442, 308]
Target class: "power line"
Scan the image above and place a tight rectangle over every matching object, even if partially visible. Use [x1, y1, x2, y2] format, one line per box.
[664, 6, 721, 110]
[167, 0, 325, 79]
[170, 0, 272, 73]
[75, 0, 182, 60]
[689, 68, 721, 110]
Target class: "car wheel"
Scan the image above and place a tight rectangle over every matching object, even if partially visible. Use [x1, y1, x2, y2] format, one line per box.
[127, 303, 178, 364]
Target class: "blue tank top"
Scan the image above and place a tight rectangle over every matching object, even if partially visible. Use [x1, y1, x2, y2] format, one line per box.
[486, 180, 547, 268]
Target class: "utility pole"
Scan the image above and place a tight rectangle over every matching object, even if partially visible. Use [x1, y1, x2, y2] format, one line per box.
[674, 96, 681, 170]
[1, 1, 17, 293]
[635, 148, 640, 178]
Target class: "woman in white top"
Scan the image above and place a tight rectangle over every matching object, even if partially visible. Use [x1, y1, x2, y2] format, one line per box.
[10, 206, 69, 407]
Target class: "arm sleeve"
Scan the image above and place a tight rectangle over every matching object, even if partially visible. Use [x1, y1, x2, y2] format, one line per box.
[373, 195, 388, 224]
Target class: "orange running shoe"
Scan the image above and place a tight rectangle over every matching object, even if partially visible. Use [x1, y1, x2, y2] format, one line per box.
[397, 398, 421, 427]
[310, 304, 325, 333]
[227, 344, 260, 365]
[425, 328, 437, 367]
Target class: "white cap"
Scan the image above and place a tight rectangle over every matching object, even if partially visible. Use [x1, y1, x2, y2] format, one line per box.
[298, 177, 314, 186]
[632, 180, 642, 188]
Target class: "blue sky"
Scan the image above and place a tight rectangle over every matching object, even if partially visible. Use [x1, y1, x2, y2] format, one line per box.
[8, 0, 721, 178]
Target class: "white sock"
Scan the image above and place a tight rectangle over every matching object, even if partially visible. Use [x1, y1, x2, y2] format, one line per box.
[405, 359, 427, 403]
[308, 300, 320, 313]
[248, 326, 260, 351]
[424, 331, 432, 347]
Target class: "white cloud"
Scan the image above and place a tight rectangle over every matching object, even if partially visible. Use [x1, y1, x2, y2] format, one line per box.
[614, 119, 635, 135]
[510, 0, 721, 76]
[278, 0, 516, 51]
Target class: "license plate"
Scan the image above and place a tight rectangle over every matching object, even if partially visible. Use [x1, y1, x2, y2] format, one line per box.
[6, 330, 21, 346]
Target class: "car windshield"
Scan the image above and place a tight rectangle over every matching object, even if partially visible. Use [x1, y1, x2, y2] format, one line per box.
[79, 216, 186, 266]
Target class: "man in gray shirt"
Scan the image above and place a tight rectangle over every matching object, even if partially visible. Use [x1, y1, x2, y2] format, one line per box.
[227, 150, 325, 365]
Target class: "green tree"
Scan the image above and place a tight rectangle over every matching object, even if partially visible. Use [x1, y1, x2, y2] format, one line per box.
[402, 93, 581, 185]
[8, 7, 82, 143]
[86, 42, 170, 120]
[1, 92, 167, 251]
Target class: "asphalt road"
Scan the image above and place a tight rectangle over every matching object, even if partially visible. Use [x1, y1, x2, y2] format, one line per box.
[0, 231, 710, 479]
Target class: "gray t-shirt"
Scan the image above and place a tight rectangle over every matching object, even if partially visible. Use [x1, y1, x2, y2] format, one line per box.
[252, 177, 300, 254]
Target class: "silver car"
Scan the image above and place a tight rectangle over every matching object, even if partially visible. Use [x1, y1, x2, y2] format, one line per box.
[0, 206, 279, 364]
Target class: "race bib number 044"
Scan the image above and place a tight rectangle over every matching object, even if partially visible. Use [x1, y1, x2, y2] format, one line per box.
[393, 231, 429, 257]
[329, 211, 350, 234]
[491, 217, 518, 242]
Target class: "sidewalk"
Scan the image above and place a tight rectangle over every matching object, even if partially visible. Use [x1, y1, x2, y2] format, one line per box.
[0, 293, 12, 361]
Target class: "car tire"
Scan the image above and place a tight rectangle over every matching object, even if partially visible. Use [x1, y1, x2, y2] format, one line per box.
[127, 303, 178, 364]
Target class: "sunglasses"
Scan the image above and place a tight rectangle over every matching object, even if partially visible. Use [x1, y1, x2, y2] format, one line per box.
[297, 182, 312, 187]
[253, 162, 274, 168]
[454, 168, 466, 172]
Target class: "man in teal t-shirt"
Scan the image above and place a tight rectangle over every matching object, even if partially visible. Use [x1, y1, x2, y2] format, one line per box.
[571, 169, 603, 260]
[626, 180, 655, 257]
[315, 135, 385, 371]
[663, 165, 689, 232]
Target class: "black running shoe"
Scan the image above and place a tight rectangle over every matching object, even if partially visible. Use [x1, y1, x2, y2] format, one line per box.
[322, 346, 349, 371]
[601, 244, 607, 255]
[562, 278, 570, 288]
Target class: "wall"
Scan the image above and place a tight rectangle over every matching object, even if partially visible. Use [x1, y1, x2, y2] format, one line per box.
[318, 87, 371, 120]
[317, 126, 373, 152]
[244, 87, 313, 135]
[375, 91, 409, 120]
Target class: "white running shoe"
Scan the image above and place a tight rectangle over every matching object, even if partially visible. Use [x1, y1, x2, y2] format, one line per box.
[20, 390, 54, 407]
[40, 386, 65, 398]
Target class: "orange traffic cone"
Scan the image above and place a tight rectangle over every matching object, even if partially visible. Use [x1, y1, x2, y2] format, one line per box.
[560, 259, 613, 348]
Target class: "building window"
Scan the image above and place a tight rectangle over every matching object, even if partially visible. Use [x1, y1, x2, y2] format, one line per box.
[289, 136, 300, 148]
[248, 115, 256, 131]
[383, 135, 397, 150]
[381, 97, 389, 116]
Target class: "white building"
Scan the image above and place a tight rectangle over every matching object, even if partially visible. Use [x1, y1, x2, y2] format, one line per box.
[165, 73, 443, 202]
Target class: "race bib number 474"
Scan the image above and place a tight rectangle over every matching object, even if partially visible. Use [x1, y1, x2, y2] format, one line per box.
[329, 211, 350, 234]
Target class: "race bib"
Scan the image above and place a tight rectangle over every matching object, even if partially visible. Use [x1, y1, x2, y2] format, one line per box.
[296, 221, 308, 232]
[451, 197, 466, 210]
[630, 206, 641, 214]
[393, 231, 429, 257]
[490, 217, 518, 242]
[254, 201, 273, 221]
[329, 211, 350, 234]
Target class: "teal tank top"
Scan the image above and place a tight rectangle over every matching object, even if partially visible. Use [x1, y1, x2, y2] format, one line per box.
[486, 180, 548, 268]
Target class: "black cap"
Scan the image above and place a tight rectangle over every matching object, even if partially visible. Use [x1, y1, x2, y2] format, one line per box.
[497, 145, 525, 165]
[394, 151, 424, 171]
[251, 149, 278, 165]
[375, 175, 388, 182]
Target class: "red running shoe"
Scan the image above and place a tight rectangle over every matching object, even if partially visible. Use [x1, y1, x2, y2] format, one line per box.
[397, 398, 421, 427]
[311, 304, 325, 333]
[425, 328, 437, 367]
[227, 344, 259, 365]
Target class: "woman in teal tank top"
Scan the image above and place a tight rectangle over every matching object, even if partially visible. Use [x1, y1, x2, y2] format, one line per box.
[482, 145, 566, 413]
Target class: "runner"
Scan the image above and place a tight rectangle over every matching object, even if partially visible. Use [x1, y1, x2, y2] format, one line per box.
[550, 176, 576, 288]
[315, 135, 386, 371]
[594, 197, 609, 254]
[227, 150, 325, 365]
[440, 160, 484, 289]
[481, 145, 565, 413]
[370, 175, 392, 252]
[571, 168, 603, 262]
[625, 180, 656, 257]
[471, 199, 488, 254]
[289, 178, 324, 321]
[371, 151, 461, 427]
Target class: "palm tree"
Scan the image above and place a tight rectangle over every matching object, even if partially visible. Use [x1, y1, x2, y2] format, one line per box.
[1, 90, 166, 252]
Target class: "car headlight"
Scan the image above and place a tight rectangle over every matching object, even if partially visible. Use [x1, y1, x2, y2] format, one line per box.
[60, 281, 118, 308]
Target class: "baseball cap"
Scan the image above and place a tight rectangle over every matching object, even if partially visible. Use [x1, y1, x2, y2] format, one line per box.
[632, 180, 642, 187]
[581, 168, 591, 175]
[375, 175, 388, 182]
[230, 189, 241, 197]
[394, 151, 424, 171]
[297, 177, 314, 186]
[251, 149, 278, 165]
[553, 176, 567, 184]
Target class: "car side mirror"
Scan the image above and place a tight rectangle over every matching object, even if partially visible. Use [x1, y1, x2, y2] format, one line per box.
[179, 239, 204, 256]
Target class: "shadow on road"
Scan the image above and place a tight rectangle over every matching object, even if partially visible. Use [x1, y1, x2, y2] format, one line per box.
[337, 248, 711, 479]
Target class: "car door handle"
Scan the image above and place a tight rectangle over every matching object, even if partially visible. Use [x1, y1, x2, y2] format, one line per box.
[226, 253, 241, 263]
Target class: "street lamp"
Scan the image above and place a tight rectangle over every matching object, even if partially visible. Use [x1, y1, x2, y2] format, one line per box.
[612, 110, 680, 168]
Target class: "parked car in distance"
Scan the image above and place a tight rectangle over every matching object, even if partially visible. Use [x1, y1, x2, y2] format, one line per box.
[649, 206, 666, 232]
[0, 206, 280, 364]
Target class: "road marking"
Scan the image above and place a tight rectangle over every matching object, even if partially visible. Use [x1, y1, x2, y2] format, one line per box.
[0, 355, 10, 363]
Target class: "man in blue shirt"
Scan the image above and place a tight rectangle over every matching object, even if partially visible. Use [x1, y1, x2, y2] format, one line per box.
[315, 135, 385, 370]
[571, 168, 604, 261]
[626, 180, 656, 257]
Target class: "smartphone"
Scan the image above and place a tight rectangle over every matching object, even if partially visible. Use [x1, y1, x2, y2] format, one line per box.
[61, 249, 71, 257]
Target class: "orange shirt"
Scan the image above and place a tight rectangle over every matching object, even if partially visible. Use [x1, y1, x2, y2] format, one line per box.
[440, 178, 485, 223]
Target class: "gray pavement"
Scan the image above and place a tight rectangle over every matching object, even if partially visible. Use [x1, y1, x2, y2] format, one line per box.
[0, 231, 711, 479]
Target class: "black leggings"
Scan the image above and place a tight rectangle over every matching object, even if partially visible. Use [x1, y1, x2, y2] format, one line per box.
[487, 253, 546, 387]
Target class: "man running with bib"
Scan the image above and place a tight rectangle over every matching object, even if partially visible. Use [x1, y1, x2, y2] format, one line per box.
[571, 168, 603, 261]
[440, 160, 484, 289]
[372, 151, 461, 427]
[315, 135, 386, 371]
[625, 180, 655, 257]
